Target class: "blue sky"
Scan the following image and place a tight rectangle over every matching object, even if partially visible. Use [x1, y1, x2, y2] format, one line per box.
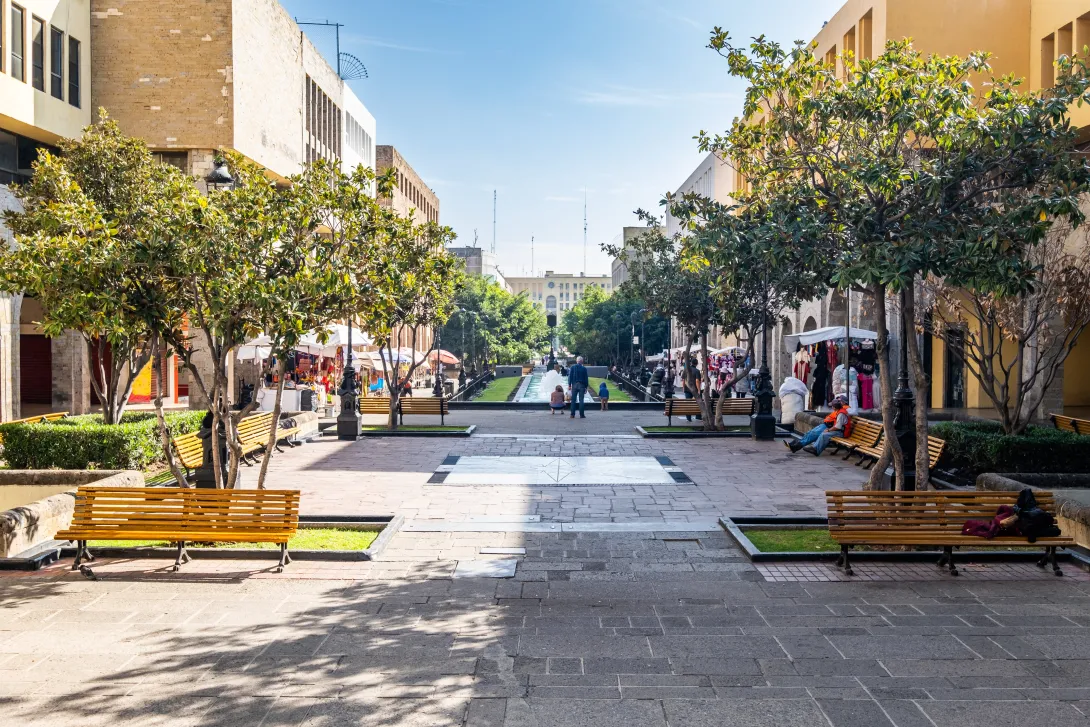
[280, 0, 844, 277]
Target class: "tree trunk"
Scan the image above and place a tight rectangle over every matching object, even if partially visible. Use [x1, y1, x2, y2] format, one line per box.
[903, 285, 931, 489]
[869, 284, 903, 490]
[152, 337, 189, 488]
[256, 359, 286, 491]
[383, 343, 399, 429]
[699, 333, 715, 431]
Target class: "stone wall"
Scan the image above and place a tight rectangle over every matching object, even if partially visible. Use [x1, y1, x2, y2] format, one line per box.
[0, 470, 143, 558]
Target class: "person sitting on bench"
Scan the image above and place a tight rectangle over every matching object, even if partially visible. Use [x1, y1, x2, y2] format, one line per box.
[786, 396, 848, 456]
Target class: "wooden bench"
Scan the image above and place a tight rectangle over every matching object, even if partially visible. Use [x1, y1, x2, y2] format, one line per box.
[1051, 414, 1090, 435]
[829, 417, 883, 459]
[0, 411, 70, 445]
[399, 397, 449, 426]
[855, 434, 946, 472]
[56, 486, 301, 572]
[146, 431, 205, 486]
[826, 490, 1074, 577]
[235, 412, 300, 463]
[360, 397, 392, 416]
[718, 398, 755, 416]
[664, 397, 703, 424]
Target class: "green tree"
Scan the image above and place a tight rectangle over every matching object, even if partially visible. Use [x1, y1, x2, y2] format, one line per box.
[442, 275, 550, 369]
[354, 219, 461, 428]
[560, 286, 667, 366]
[706, 35, 1090, 485]
[1, 111, 195, 425]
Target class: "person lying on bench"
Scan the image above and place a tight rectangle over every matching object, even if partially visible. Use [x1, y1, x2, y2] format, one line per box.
[785, 396, 848, 456]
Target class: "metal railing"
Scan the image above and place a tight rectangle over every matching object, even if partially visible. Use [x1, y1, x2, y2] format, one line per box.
[610, 370, 663, 402]
[450, 370, 494, 402]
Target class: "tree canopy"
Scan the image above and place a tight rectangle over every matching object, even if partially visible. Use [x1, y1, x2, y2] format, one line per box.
[560, 286, 668, 366]
[442, 275, 550, 369]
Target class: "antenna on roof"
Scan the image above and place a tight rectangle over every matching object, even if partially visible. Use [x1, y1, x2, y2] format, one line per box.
[295, 18, 368, 80]
[583, 188, 588, 276]
[531, 236, 535, 277]
[492, 190, 497, 254]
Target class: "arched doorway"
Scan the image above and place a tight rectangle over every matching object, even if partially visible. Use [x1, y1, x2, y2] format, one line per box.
[803, 316, 818, 332]
[828, 292, 848, 328]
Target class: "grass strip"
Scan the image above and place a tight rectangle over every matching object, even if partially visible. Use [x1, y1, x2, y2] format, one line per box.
[590, 378, 631, 403]
[88, 527, 379, 551]
[359, 425, 468, 432]
[474, 376, 524, 402]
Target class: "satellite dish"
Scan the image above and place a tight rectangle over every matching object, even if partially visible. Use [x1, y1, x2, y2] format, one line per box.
[339, 53, 368, 81]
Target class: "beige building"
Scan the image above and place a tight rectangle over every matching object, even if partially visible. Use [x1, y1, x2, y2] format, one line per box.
[1, 0, 93, 420]
[506, 272, 612, 330]
[376, 145, 439, 226]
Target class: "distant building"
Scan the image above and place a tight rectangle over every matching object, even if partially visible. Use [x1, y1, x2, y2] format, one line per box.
[611, 226, 662, 289]
[449, 247, 508, 291]
[376, 145, 439, 226]
[505, 272, 612, 329]
[664, 153, 736, 239]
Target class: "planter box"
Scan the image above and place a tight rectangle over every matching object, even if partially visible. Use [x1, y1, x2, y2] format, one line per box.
[0, 470, 142, 560]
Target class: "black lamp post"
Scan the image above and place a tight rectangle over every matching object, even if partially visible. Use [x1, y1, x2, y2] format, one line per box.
[892, 291, 918, 490]
[432, 325, 444, 398]
[751, 284, 777, 440]
[337, 317, 362, 440]
[638, 308, 648, 371]
[205, 158, 235, 191]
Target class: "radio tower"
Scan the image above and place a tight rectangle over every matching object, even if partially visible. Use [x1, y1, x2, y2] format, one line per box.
[492, 190, 497, 254]
[583, 189, 588, 275]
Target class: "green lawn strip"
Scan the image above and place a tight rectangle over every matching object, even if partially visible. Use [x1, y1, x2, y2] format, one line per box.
[589, 378, 631, 402]
[87, 527, 379, 551]
[359, 425, 468, 432]
[474, 376, 524, 402]
[742, 528, 1045, 553]
[743, 529, 841, 553]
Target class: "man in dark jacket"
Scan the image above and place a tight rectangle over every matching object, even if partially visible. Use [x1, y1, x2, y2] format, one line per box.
[568, 356, 590, 419]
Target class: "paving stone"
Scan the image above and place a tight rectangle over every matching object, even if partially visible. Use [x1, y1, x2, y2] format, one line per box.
[816, 698, 896, 727]
[502, 697, 666, 726]
[663, 698, 827, 727]
[518, 635, 651, 658]
[919, 700, 1089, 727]
[827, 635, 978, 660]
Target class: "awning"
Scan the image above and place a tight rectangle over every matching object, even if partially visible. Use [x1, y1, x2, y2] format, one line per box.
[785, 326, 879, 348]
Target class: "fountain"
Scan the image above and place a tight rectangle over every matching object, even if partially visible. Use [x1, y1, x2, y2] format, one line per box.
[515, 368, 595, 403]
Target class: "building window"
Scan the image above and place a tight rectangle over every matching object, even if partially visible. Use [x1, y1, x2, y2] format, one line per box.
[49, 26, 63, 99]
[152, 151, 188, 172]
[1043, 33, 1056, 87]
[68, 37, 80, 107]
[31, 16, 43, 91]
[11, 5, 25, 82]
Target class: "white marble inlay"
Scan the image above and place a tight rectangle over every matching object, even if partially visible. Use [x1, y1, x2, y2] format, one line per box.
[453, 559, 518, 578]
[443, 456, 676, 486]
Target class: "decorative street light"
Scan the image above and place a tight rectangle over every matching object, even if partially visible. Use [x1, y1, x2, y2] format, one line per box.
[751, 280, 777, 440]
[892, 292, 918, 490]
[337, 316, 361, 441]
[204, 158, 235, 192]
[638, 308, 648, 372]
[432, 323, 444, 398]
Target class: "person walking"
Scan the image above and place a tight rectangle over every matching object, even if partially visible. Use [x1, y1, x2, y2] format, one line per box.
[785, 396, 849, 455]
[568, 356, 589, 419]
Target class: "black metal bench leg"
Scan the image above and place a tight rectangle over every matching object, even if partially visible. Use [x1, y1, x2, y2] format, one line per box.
[173, 541, 189, 572]
[277, 543, 290, 573]
[1037, 548, 1050, 569]
[840, 545, 853, 576]
[72, 540, 95, 570]
[945, 546, 958, 576]
[937, 549, 949, 568]
[1050, 546, 1063, 577]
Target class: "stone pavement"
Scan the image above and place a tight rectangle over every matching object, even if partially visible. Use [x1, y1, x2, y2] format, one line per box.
[3, 529, 1090, 726]
[273, 410, 859, 521]
[4, 411, 1090, 726]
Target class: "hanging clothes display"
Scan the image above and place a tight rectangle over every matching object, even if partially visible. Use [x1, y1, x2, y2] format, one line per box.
[832, 364, 860, 411]
[792, 345, 812, 384]
[811, 342, 830, 409]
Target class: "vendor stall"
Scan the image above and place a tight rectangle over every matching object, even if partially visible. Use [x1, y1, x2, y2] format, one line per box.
[783, 326, 880, 412]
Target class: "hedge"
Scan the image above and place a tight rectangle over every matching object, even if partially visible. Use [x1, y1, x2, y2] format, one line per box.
[0, 411, 206, 471]
[930, 420, 1090, 475]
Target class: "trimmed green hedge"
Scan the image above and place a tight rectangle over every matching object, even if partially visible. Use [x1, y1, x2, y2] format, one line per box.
[0, 411, 206, 470]
[931, 421, 1090, 475]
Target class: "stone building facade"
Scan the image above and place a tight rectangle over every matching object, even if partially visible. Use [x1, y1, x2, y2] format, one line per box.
[376, 145, 439, 226]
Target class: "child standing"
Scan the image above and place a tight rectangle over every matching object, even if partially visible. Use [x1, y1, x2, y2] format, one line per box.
[549, 385, 566, 414]
[598, 381, 610, 411]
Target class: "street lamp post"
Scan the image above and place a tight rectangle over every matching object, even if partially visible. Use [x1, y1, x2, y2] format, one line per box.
[336, 317, 361, 441]
[639, 308, 648, 371]
[892, 291, 918, 490]
[751, 284, 777, 441]
[432, 325, 444, 398]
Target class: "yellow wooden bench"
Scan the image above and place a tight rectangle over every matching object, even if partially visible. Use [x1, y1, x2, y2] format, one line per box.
[56, 486, 301, 572]
[826, 490, 1074, 576]
[399, 397, 449, 426]
[0, 411, 70, 445]
[718, 398, 756, 416]
[855, 434, 946, 472]
[829, 417, 883, 460]
[664, 398, 703, 424]
[1051, 414, 1090, 435]
[359, 397, 393, 416]
[234, 412, 300, 463]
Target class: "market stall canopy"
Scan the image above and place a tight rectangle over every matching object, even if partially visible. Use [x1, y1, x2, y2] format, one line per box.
[710, 346, 747, 356]
[785, 326, 879, 348]
[428, 349, 460, 365]
[236, 325, 374, 360]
